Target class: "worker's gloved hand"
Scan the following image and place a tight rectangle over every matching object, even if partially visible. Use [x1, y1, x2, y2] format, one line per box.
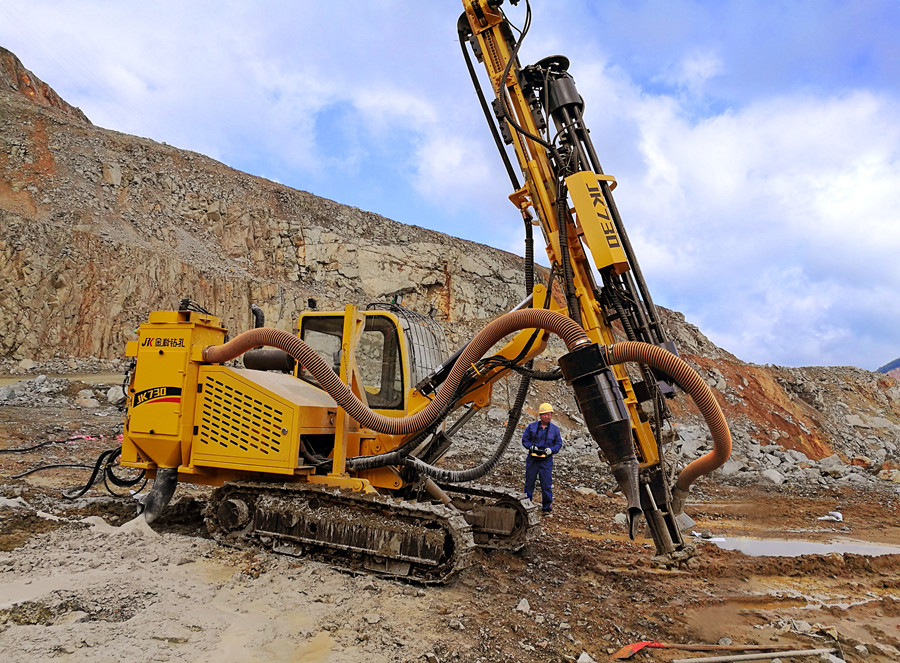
[544, 448, 552, 455]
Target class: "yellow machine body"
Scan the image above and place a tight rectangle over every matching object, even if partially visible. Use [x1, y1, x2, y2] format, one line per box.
[115, 3, 717, 571]
[121, 307, 438, 492]
[122, 310, 226, 471]
[190, 366, 331, 474]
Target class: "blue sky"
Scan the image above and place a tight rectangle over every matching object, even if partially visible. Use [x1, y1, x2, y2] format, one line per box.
[1, 1, 898, 370]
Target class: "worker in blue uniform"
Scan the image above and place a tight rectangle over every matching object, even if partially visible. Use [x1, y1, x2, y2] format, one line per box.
[522, 402, 563, 513]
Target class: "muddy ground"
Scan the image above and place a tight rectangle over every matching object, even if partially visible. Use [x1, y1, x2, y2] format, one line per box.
[1, 397, 899, 663]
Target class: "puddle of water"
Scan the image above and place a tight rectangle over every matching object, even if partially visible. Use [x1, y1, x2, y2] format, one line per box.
[704, 536, 900, 557]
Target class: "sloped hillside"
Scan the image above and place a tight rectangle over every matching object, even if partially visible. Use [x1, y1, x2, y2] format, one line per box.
[878, 357, 900, 381]
[1, 48, 529, 366]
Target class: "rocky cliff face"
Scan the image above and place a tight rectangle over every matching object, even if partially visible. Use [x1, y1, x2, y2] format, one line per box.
[0, 64, 527, 366]
[1, 48, 898, 488]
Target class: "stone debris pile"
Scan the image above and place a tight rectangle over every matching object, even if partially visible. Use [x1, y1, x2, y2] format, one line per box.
[0, 375, 125, 409]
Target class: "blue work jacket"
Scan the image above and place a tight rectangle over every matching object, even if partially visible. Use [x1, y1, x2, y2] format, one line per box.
[521, 421, 563, 456]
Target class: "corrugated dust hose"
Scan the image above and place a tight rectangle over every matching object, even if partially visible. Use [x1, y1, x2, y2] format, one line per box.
[608, 341, 732, 492]
[203, 309, 588, 436]
[202, 311, 731, 492]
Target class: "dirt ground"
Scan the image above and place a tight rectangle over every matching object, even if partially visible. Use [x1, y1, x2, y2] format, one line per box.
[1, 400, 899, 663]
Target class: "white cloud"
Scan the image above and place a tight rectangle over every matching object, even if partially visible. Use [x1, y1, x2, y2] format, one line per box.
[614, 88, 900, 367]
[664, 49, 724, 93]
[532, 49, 900, 368]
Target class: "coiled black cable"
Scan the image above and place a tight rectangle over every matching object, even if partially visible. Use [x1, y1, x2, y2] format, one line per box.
[60, 447, 146, 499]
[403, 365, 531, 484]
[4, 447, 148, 499]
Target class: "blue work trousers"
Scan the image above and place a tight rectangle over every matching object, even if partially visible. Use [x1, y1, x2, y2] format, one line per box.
[524, 456, 553, 510]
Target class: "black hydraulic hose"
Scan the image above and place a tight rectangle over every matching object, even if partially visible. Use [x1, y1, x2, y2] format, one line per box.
[394, 218, 539, 478]
[61, 448, 120, 499]
[556, 183, 582, 323]
[409, 210, 542, 483]
[509, 363, 562, 381]
[404, 362, 532, 484]
[471, 264, 556, 378]
[104, 457, 146, 488]
[70, 447, 145, 499]
[607, 278, 670, 450]
[458, 13, 521, 191]
[544, 266, 557, 307]
[407, 214, 536, 482]
[345, 397, 457, 472]
[492, 2, 553, 151]
[103, 458, 148, 497]
[299, 437, 330, 469]
[0, 438, 69, 453]
[10, 463, 94, 479]
[10, 447, 144, 497]
[607, 280, 637, 341]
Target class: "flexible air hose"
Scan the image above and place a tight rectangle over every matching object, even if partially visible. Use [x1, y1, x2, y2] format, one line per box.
[202, 314, 729, 489]
[203, 309, 588, 436]
[389, 216, 538, 482]
[345, 399, 457, 472]
[556, 184, 581, 323]
[608, 341, 732, 491]
[354, 222, 537, 477]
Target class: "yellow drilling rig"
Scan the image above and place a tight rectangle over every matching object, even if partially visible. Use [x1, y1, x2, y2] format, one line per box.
[118, 0, 731, 583]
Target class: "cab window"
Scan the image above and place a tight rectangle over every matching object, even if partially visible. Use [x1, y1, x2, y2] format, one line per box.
[298, 315, 404, 410]
[357, 316, 403, 409]
[299, 317, 343, 377]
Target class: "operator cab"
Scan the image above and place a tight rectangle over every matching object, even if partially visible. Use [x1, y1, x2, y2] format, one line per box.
[296, 303, 448, 412]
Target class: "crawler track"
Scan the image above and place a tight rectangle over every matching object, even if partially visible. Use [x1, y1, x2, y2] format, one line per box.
[206, 482, 475, 584]
[436, 482, 539, 551]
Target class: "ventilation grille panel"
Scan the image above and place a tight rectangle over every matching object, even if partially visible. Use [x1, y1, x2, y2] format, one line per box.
[198, 376, 286, 457]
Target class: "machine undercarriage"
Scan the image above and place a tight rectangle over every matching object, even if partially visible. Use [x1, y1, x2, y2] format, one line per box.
[203, 480, 539, 583]
[206, 482, 476, 583]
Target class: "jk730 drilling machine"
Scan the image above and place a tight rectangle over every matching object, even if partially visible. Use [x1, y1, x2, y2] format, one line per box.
[118, 0, 731, 582]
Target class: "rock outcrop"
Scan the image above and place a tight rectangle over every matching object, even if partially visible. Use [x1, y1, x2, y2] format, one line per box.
[0, 47, 90, 123]
[1, 69, 527, 365]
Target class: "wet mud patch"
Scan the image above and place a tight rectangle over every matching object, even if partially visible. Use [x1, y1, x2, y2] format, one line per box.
[149, 496, 209, 538]
[0, 588, 146, 625]
[0, 512, 66, 551]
